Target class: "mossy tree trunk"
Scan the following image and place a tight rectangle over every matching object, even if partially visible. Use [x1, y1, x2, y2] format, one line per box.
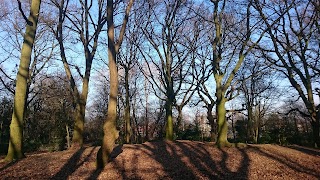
[5, 0, 41, 162]
[215, 76, 230, 147]
[211, 0, 231, 148]
[210, 0, 259, 147]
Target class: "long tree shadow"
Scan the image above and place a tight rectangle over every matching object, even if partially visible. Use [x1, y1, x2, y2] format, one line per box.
[86, 141, 251, 179]
[51, 147, 97, 179]
[87, 145, 123, 180]
[286, 145, 320, 156]
[175, 141, 250, 179]
[218, 146, 250, 179]
[126, 140, 251, 179]
[142, 141, 198, 179]
[0, 160, 18, 172]
[250, 145, 319, 178]
[173, 141, 221, 178]
[108, 147, 141, 180]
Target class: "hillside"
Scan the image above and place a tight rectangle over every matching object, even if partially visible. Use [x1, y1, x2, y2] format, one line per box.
[0, 141, 319, 179]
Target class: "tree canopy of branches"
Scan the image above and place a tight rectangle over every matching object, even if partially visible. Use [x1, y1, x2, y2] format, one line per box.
[254, 0, 320, 147]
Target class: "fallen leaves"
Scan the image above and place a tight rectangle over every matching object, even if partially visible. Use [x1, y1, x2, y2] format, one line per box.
[0, 141, 319, 179]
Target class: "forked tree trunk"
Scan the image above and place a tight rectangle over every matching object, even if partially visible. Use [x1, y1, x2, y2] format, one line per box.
[97, 0, 134, 169]
[55, 0, 84, 148]
[5, 0, 41, 162]
[72, 62, 92, 147]
[97, 8, 119, 167]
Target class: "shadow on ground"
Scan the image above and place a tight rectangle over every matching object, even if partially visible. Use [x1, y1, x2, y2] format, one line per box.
[1, 141, 319, 179]
[96, 141, 251, 179]
[249, 145, 319, 178]
[287, 145, 320, 156]
[52, 147, 96, 179]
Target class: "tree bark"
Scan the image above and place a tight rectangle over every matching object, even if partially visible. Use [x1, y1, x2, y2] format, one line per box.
[246, 104, 253, 143]
[124, 67, 132, 143]
[165, 93, 174, 141]
[5, 0, 41, 162]
[165, 103, 173, 140]
[176, 106, 183, 133]
[207, 104, 216, 142]
[97, 0, 134, 169]
[97, 0, 118, 168]
[215, 96, 230, 147]
[311, 113, 320, 148]
[144, 79, 149, 141]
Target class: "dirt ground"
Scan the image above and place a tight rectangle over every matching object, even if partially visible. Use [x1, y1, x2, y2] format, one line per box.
[0, 140, 319, 179]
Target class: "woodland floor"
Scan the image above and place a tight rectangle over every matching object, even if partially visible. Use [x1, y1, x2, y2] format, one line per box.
[0, 140, 319, 180]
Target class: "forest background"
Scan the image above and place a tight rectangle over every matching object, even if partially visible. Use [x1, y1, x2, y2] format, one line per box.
[0, 0, 319, 167]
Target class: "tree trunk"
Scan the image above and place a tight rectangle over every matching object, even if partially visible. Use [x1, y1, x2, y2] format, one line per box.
[97, 0, 133, 168]
[215, 97, 230, 147]
[66, 124, 71, 149]
[72, 51, 92, 147]
[97, 7, 118, 167]
[311, 114, 320, 148]
[165, 98, 174, 141]
[144, 80, 149, 141]
[207, 105, 216, 142]
[144, 114, 149, 142]
[5, 0, 41, 162]
[253, 109, 261, 144]
[231, 114, 236, 141]
[72, 101, 85, 147]
[176, 106, 183, 133]
[253, 126, 259, 144]
[124, 68, 132, 143]
[246, 104, 253, 143]
[55, 0, 84, 148]
[98, 0, 118, 168]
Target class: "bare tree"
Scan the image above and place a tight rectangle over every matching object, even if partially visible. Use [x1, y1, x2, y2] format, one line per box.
[48, 0, 108, 148]
[200, 0, 285, 147]
[254, 0, 320, 147]
[238, 55, 279, 143]
[138, 0, 198, 140]
[118, 12, 141, 143]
